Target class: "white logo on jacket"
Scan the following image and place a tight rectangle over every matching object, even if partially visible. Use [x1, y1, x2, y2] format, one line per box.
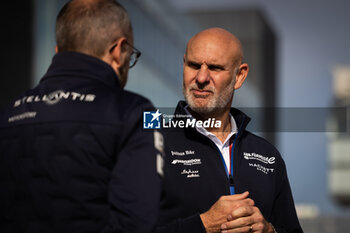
[243, 152, 275, 164]
[181, 169, 200, 178]
[170, 150, 195, 156]
[248, 163, 274, 174]
[171, 159, 201, 166]
[14, 90, 96, 107]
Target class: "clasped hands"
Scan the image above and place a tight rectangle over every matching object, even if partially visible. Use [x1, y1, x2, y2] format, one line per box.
[200, 192, 274, 233]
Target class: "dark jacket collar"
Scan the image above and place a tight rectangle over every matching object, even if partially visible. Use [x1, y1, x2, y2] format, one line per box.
[174, 100, 251, 139]
[40, 51, 120, 87]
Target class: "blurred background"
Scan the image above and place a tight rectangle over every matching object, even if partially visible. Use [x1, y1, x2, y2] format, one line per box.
[1, 0, 350, 232]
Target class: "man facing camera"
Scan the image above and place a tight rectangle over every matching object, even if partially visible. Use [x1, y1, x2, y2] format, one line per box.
[157, 28, 302, 233]
[0, 1, 163, 233]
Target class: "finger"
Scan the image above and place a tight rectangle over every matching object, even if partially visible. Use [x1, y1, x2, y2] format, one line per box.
[241, 198, 255, 206]
[226, 199, 255, 221]
[231, 205, 255, 219]
[221, 215, 254, 231]
[223, 191, 249, 202]
[221, 224, 254, 233]
[230, 197, 254, 206]
[251, 207, 267, 227]
[235, 191, 249, 200]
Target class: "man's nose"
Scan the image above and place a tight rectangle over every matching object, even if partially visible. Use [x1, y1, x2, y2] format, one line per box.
[195, 65, 210, 84]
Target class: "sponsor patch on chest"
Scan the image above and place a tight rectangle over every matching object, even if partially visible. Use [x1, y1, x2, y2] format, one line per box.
[180, 169, 200, 178]
[171, 158, 201, 166]
[248, 163, 274, 174]
[170, 150, 201, 166]
[170, 150, 195, 156]
[243, 152, 275, 164]
[243, 152, 275, 174]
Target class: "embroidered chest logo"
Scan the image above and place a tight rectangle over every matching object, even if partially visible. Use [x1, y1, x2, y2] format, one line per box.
[170, 150, 201, 178]
[171, 159, 201, 166]
[170, 150, 195, 156]
[243, 152, 275, 164]
[181, 169, 200, 178]
[243, 152, 275, 175]
[248, 163, 274, 174]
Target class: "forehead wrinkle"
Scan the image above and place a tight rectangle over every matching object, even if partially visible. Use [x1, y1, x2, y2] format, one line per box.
[186, 28, 243, 66]
[187, 40, 227, 64]
[186, 43, 232, 68]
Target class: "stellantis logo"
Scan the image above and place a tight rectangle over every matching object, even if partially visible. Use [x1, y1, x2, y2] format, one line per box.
[13, 90, 96, 107]
[143, 110, 162, 129]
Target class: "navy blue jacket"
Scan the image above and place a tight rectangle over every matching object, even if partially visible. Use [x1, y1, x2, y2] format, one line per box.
[0, 52, 162, 233]
[157, 101, 302, 233]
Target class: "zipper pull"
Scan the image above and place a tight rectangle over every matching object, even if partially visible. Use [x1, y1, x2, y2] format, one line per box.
[229, 174, 234, 187]
[229, 174, 235, 195]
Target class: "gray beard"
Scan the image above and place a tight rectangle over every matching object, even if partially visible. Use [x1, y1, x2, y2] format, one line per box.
[183, 78, 235, 117]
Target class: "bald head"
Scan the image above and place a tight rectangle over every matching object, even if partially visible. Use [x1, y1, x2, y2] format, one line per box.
[186, 28, 243, 67]
[56, 0, 132, 58]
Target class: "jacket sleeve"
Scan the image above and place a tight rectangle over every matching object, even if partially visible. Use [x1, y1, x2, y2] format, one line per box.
[155, 213, 206, 233]
[102, 103, 163, 233]
[270, 158, 303, 233]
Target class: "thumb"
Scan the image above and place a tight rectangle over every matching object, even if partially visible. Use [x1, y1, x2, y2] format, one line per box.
[229, 191, 249, 201]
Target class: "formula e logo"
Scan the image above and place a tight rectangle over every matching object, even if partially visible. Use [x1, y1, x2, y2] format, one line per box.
[143, 109, 162, 129]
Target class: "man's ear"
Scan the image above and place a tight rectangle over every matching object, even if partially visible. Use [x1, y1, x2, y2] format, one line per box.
[234, 63, 249, 90]
[55, 46, 58, 53]
[110, 37, 128, 70]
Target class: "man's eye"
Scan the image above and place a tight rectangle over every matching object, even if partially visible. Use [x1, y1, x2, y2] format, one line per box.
[188, 62, 201, 69]
[208, 65, 223, 71]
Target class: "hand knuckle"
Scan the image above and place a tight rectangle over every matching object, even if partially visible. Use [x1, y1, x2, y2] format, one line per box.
[244, 206, 250, 212]
[254, 215, 263, 222]
[238, 218, 248, 226]
[233, 207, 244, 216]
[232, 201, 243, 209]
[248, 198, 255, 206]
[257, 222, 264, 229]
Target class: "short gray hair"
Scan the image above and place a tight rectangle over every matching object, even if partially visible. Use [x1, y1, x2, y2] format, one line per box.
[56, 0, 132, 57]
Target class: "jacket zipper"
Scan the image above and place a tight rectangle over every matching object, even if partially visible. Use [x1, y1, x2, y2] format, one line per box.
[195, 133, 232, 194]
[189, 117, 246, 195]
[230, 117, 246, 194]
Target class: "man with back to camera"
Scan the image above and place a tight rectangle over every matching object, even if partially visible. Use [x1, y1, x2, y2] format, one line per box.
[0, 0, 164, 232]
[156, 28, 303, 233]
